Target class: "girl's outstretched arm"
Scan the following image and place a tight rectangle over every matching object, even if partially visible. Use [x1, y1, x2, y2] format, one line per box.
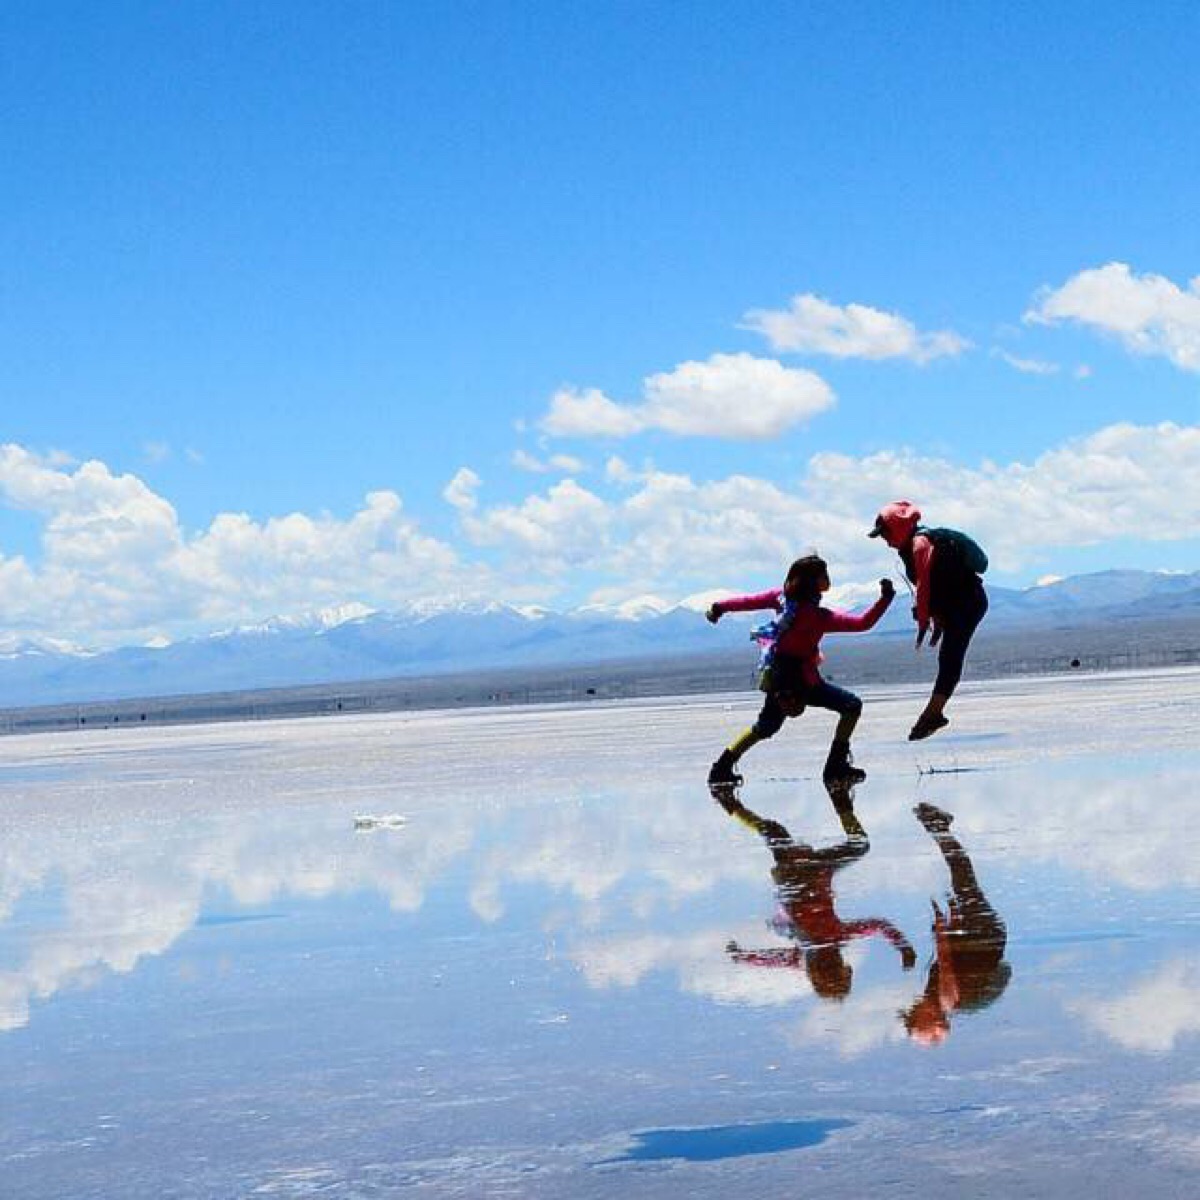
[842, 918, 917, 968]
[708, 588, 784, 622]
[727, 944, 803, 968]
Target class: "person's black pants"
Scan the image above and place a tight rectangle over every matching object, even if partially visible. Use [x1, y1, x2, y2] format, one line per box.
[934, 588, 988, 697]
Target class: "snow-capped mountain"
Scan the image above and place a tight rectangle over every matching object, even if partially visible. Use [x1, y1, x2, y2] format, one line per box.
[0, 633, 91, 660]
[0, 569, 1197, 708]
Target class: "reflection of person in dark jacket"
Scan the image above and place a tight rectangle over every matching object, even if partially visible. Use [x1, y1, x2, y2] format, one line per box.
[714, 780, 916, 1001]
[902, 802, 1011, 1045]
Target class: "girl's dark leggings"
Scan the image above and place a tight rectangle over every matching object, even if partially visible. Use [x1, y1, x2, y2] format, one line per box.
[753, 679, 863, 740]
[935, 589, 989, 697]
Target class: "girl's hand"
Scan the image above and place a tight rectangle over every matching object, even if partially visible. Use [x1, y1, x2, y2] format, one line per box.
[879, 578, 896, 600]
[706, 604, 722, 624]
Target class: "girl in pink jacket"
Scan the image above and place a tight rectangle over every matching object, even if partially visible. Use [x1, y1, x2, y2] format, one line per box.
[706, 554, 894, 786]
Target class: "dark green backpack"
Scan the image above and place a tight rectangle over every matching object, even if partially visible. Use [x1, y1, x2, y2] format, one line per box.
[920, 526, 989, 575]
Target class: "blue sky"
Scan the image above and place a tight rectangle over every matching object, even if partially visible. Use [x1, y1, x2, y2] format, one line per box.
[2, 2, 1200, 646]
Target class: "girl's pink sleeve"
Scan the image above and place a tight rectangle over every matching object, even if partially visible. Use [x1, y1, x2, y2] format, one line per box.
[713, 588, 783, 616]
[912, 535, 935, 628]
[820, 592, 893, 634]
[728, 946, 802, 968]
[844, 919, 914, 957]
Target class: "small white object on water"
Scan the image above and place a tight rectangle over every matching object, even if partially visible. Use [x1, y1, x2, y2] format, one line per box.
[353, 814, 408, 831]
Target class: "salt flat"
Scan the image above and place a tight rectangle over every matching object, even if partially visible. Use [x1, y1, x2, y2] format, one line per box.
[2, 668, 1200, 1198]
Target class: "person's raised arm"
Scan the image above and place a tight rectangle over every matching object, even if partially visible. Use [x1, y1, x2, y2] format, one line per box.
[707, 588, 784, 623]
[820, 578, 896, 634]
[843, 917, 917, 969]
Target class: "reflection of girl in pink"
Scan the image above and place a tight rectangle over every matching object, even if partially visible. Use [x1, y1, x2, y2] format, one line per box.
[902, 803, 1010, 1045]
[716, 782, 916, 1000]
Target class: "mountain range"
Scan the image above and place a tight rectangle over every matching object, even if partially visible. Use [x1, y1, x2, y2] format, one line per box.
[1, 569, 1198, 708]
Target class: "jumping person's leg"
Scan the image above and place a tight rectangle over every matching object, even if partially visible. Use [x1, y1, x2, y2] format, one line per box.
[910, 590, 988, 741]
[909, 623, 970, 738]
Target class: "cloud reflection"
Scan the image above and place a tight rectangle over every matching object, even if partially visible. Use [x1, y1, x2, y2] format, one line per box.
[0, 804, 474, 1032]
[0, 724, 1196, 1047]
[1071, 958, 1200, 1054]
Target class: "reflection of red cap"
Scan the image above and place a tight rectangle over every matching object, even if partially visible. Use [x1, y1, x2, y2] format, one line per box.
[869, 500, 922, 547]
[902, 994, 950, 1045]
[907, 1019, 949, 1046]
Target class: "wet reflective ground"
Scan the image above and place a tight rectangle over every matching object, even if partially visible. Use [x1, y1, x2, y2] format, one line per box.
[3, 668, 1200, 1197]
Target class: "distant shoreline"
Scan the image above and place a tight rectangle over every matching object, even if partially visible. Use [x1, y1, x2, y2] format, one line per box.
[2, 614, 1199, 738]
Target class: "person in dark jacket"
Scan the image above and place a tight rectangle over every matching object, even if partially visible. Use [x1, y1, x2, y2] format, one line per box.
[869, 501, 988, 740]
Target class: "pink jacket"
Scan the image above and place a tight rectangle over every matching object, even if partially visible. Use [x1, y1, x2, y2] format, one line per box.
[730, 917, 912, 967]
[713, 588, 892, 686]
[873, 501, 935, 629]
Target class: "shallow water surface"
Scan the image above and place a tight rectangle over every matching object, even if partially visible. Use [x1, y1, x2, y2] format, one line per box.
[2, 672, 1200, 1197]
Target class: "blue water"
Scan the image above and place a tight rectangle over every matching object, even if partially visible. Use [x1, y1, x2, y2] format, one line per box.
[602, 1119, 854, 1163]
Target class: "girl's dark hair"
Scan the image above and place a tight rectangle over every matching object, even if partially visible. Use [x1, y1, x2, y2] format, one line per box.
[783, 554, 828, 602]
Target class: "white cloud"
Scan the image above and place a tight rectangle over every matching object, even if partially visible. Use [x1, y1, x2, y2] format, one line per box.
[992, 349, 1060, 376]
[511, 449, 586, 474]
[1026, 262, 1200, 372]
[604, 455, 635, 484]
[457, 420, 1200, 596]
[512, 449, 544, 472]
[0, 445, 467, 646]
[460, 478, 611, 573]
[640, 353, 834, 438]
[741, 293, 969, 363]
[9, 416, 1200, 647]
[540, 353, 834, 441]
[442, 467, 481, 512]
[541, 387, 644, 438]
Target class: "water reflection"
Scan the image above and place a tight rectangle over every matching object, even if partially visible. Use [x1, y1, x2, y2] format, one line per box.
[713, 780, 917, 1000]
[0, 718, 1192, 1061]
[902, 801, 1011, 1044]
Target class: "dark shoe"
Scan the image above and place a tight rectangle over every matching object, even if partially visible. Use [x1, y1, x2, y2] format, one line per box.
[708, 751, 743, 787]
[823, 743, 866, 785]
[908, 713, 950, 741]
